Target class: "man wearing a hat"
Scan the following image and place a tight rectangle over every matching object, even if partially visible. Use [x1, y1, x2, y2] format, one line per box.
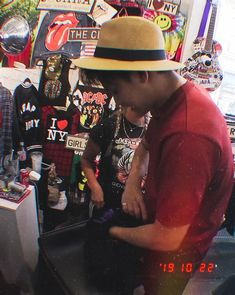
[74, 16, 234, 295]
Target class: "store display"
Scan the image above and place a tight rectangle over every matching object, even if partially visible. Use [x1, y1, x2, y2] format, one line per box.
[49, 190, 68, 211]
[89, 0, 117, 25]
[0, 16, 32, 67]
[0, 3, 234, 295]
[72, 83, 113, 132]
[224, 113, 235, 167]
[0, 16, 30, 55]
[180, 0, 223, 92]
[0, 82, 13, 171]
[32, 11, 90, 62]
[19, 168, 30, 187]
[13, 80, 42, 155]
[0, 186, 29, 203]
[30, 151, 43, 173]
[41, 105, 80, 177]
[17, 142, 27, 162]
[143, 1, 186, 61]
[38, 56, 71, 107]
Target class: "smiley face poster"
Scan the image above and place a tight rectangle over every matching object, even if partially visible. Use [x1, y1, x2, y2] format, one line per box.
[32, 10, 90, 63]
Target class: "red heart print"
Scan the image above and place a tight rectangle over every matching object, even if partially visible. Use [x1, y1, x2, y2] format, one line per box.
[153, 0, 164, 10]
[57, 120, 68, 130]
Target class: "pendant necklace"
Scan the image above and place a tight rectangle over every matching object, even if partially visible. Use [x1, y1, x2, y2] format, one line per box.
[122, 116, 145, 139]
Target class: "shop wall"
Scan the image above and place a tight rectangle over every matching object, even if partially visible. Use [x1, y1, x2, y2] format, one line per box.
[0, 0, 207, 70]
[180, 0, 207, 62]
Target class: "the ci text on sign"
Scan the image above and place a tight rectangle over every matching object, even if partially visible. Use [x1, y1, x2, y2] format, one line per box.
[68, 28, 100, 41]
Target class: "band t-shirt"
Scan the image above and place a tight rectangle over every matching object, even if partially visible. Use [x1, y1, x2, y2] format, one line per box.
[72, 84, 113, 133]
[90, 114, 145, 208]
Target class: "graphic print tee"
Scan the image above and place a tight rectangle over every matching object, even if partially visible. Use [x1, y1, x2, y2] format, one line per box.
[90, 114, 145, 208]
[41, 105, 80, 177]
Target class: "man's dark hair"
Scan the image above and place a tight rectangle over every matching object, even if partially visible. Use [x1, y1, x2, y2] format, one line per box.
[80, 69, 171, 87]
[80, 69, 134, 86]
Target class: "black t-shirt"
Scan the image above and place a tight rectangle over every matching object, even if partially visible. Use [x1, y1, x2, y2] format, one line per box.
[73, 84, 113, 133]
[38, 57, 71, 107]
[90, 114, 145, 208]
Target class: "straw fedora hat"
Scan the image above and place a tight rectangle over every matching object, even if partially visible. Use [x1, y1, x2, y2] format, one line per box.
[73, 16, 183, 71]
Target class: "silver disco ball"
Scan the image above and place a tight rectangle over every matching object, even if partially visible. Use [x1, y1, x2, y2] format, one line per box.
[0, 16, 30, 55]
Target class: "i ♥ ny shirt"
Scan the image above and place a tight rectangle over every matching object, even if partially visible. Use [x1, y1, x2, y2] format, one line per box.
[41, 105, 80, 177]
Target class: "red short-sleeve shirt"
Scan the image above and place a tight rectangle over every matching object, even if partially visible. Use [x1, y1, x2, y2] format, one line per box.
[145, 81, 234, 255]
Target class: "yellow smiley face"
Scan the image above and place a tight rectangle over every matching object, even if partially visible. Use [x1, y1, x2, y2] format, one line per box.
[154, 15, 172, 31]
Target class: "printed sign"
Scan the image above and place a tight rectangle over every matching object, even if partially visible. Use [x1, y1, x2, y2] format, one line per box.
[68, 27, 100, 41]
[65, 133, 89, 155]
[147, 0, 178, 15]
[37, 0, 95, 13]
[227, 123, 235, 140]
[32, 11, 89, 61]
[88, 0, 117, 25]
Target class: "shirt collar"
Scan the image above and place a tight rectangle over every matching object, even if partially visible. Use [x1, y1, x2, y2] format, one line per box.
[151, 81, 190, 120]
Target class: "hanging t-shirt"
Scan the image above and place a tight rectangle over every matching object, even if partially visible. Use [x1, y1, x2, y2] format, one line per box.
[41, 105, 80, 177]
[90, 113, 145, 208]
[38, 56, 71, 107]
[13, 82, 42, 153]
[73, 84, 113, 133]
[69, 84, 113, 203]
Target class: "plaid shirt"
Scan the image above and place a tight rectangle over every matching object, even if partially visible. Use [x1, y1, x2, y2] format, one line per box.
[42, 105, 80, 177]
[0, 83, 13, 157]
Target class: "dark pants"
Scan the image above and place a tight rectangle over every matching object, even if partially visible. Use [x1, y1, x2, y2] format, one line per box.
[142, 247, 205, 295]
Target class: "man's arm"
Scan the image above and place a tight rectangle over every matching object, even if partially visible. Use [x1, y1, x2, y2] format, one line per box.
[110, 220, 190, 251]
[81, 138, 104, 208]
[122, 137, 149, 221]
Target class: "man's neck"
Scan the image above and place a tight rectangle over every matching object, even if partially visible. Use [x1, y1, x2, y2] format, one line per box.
[151, 72, 187, 114]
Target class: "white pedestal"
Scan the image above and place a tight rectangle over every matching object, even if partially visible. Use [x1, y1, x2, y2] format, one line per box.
[0, 186, 39, 289]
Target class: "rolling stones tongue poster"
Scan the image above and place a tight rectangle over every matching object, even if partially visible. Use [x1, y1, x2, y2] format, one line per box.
[32, 11, 89, 63]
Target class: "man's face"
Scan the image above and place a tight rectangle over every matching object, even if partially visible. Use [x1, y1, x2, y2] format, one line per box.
[101, 73, 152, 115]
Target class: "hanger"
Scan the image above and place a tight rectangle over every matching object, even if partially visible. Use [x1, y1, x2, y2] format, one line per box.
[53, 96, 71, 111]
[53, 105, 69, 111]
[22, 77, 32, 87]
[23, 77, 31, 83]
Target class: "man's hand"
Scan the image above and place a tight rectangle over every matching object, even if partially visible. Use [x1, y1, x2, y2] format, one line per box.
[121, 183, 148, 221]
[86, 207, 144, 241]
[91, 183, 105, 208]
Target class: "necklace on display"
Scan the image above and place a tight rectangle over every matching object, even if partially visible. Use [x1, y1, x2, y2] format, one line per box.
[122, 117, 145, 139]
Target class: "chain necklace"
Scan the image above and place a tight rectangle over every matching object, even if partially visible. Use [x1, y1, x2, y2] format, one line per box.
[122, 116, 145, 139]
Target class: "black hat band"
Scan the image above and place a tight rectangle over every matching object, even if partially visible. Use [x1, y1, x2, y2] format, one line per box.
[94, 47, 166, 61]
